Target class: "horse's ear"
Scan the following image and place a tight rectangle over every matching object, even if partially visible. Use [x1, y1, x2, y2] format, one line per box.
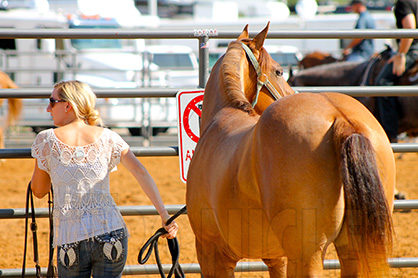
[253, 22, 270, 51]
[238, 24, 249, 41]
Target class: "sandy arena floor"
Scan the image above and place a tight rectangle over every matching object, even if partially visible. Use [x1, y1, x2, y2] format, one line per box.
[0, 152, 417, 277]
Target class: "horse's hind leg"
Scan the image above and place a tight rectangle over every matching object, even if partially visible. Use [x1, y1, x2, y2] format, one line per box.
[285, 252, 325, 277]
[195, 237, 238, 278]
[262, 257, 287, 278]
[334, 223, 389, 277]
[334, 224, 360, 277]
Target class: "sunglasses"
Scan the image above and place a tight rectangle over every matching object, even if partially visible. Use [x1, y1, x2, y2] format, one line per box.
[49, 97, 66, 108]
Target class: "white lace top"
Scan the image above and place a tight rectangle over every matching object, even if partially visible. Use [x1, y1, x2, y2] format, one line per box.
[31, 128, 130, 247]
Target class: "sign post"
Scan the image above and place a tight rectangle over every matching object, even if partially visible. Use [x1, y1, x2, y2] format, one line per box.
[177, 90, 204, 183]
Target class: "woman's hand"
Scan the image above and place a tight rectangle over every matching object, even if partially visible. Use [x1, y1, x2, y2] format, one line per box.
[162, 220, 179, 239]
[390, 53, 406, 76]
[161, 213, 179, 239]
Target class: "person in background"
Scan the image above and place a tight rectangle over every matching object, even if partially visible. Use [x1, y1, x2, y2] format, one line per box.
[30, 80, 178, 278]
[343, 0, 376, 61]
[375, 0, 418, 143]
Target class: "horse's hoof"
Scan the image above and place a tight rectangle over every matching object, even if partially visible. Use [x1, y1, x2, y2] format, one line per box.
[395, 192, 406, 200]
[394, 192, 411, 213]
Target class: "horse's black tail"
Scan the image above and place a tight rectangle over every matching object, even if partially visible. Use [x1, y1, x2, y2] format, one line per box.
[340, 133, 393, 276]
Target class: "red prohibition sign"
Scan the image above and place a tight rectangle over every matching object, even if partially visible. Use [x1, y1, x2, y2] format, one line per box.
[183, 94, 204, 143]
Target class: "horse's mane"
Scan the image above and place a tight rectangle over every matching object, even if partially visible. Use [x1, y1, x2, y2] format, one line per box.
[220, 40, 256, 115]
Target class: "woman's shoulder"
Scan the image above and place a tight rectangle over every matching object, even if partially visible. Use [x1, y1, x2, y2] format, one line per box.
[104, 128, 127, 142]
[32, 129, 54, 154]
[104, 129, 129, 150]
[34, 128, 55, 141]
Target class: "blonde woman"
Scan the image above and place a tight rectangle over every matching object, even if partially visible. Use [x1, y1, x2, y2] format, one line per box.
[30, 80, 178, 278]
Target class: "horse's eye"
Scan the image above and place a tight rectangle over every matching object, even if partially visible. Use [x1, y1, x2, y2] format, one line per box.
[275, 68, 283, 77]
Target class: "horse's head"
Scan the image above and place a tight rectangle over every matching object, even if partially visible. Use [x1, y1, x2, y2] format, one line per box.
[237, 23, 295, 114]
[206, 23, 294, 119]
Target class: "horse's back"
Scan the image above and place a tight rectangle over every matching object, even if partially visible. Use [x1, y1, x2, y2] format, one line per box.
[257, 92, 393, 163]
[259, 92, 387, 139]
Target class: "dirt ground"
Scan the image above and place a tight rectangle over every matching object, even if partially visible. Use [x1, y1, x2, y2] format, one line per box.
[0, 152, 417, 277]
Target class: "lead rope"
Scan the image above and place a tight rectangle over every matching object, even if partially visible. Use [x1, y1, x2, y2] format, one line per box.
[22, 182, 56, 278]
[22, 182, 42, 278]
[138, 206, 187, 278]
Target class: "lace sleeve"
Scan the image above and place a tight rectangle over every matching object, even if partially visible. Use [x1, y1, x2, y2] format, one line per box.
[31, 130, 52, 173]
[108, 130, 130, 172]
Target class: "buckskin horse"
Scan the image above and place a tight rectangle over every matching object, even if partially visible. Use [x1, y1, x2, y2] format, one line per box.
[186, 24, 395, 277]
[0, 71, 22, 151]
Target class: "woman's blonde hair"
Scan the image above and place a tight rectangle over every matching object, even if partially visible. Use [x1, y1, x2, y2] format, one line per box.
[54, 80, 103, 126]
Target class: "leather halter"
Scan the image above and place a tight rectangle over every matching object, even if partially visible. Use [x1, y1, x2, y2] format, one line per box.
[241, 43, 283, 107]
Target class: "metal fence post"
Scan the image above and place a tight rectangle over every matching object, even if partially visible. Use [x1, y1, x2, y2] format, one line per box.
[198, 36, 209, 88]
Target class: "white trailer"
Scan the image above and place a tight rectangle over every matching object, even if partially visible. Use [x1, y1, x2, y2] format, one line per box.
[0, 7, 196, 136]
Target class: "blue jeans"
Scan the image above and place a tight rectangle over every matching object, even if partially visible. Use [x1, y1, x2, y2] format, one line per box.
[57, 228, 127, 278]
[375, 49, 418, 142]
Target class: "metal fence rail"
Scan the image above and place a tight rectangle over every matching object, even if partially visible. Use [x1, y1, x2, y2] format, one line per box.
[2, 29, 418, 39]
[2, 86, 418, 99]
[0, 200, 414, 220]
[2, 257, 418, 277]
[0, 143, 417, 159]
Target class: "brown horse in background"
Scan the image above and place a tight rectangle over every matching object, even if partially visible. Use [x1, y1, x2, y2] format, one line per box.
[298, 51, 339, 69]
[0, 71, 22, 150]
[187, 24, 395, 277]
